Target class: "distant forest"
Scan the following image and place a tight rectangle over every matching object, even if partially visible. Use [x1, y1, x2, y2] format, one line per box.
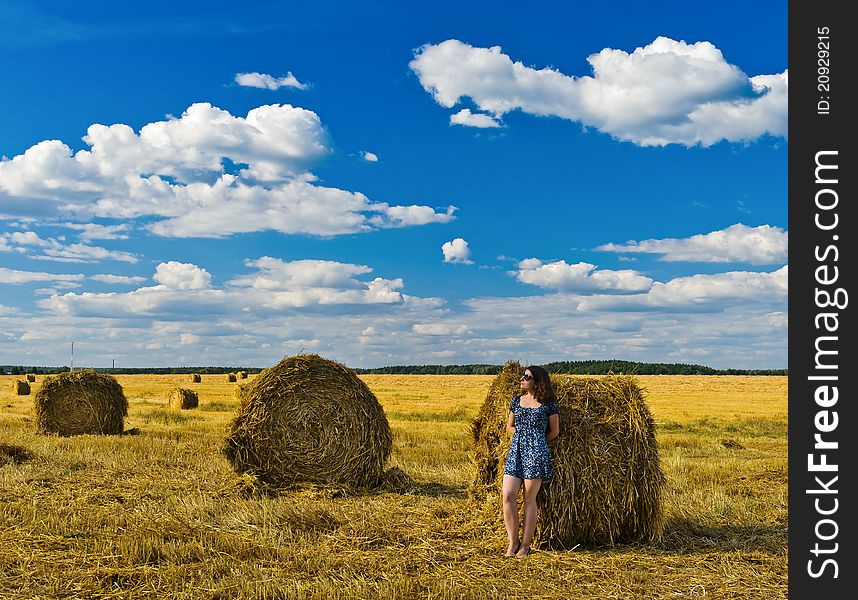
[3, 360, 786, 376]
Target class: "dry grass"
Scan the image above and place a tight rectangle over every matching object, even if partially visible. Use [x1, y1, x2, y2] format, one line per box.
[0, 373, 786, 599]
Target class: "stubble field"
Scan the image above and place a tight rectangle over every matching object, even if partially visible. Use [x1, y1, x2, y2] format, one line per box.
[0, 373, 787, 599]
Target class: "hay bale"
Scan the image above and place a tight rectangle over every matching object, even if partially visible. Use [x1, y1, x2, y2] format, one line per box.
[226, 373, 237, 382]
[13, 380, 30, 396]
[33, 370, 127, 436]
[190, 374, 201, 383]
[233, 383, 246, 401]
[169, 387, 199, 410]
[26, 374, 36, 382]
[471, 361, 665, 547]
[223, 353, 392, 488]
[237, 371, 248, 379]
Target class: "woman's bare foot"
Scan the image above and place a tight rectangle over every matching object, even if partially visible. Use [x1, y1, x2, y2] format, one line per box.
[515, 545, 532, 559]
[504, 542, 521, 558]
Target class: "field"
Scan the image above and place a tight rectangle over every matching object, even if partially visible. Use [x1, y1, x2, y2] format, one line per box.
[0, 373, 787, 599]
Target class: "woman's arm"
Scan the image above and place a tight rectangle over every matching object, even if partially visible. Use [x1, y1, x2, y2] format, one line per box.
[546, 413, 560, 442]
[506, 411, 515, 436]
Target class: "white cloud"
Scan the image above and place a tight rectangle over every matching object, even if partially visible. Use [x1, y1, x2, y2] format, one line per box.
[90, 274, 148, 285]
[514, 259, 653, 292]
[412, 323, 470, 335]
[596, 223, 787, 264]
[153, 261, 212, 290]
[361, 151, 379, 162]
[0, 230, 138, 263]
[410, 37, 787, 146]
[0, 103, 455, 238]
[450, 108, 502, 128]
[179, 333, 199, 345]
[58, 222, 131, 240]
[235, 71, 309, 90]
[0, 267, 83, 285]
[442, 238, 473, 264]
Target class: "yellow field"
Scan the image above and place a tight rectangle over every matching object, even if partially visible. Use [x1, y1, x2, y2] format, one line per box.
[0, 374, 786, 599]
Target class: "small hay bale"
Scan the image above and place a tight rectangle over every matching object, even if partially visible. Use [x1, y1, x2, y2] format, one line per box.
[169, 387, 199, 410]
[471, 361, 665, 548]
[237, 371, 248, 379]
[226, 373, 237, 382]
[26, 374, 36, 382]
[13, 380, 30, 396]
[33, 370, 127, 436]
[190, 373, 201, 383]
[223, 353, 392, 488]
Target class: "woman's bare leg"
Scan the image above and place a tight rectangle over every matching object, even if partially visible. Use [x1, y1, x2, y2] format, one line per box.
[517, 478, 543, 556]
[501, 475, 522, 555]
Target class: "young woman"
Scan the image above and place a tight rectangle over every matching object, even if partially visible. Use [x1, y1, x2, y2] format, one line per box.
[502, 365, 560, 558]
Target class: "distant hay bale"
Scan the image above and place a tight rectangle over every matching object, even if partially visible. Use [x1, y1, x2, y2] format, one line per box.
[190, 374, 201, 383]
[33, 370, 128, 436]
[226, 373, 237, 382]
[26, 374, 36, 382]
[13, 380, 30, 395]
[224, 353, 392, 488]
[237, 371, 248, 379]
[169, 387, 199, 410]
[471, 361, 665, 548]
[233, 383, 246, 401]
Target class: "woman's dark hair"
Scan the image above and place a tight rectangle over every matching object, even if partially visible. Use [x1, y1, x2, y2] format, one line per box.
[524, 365, 556, 404]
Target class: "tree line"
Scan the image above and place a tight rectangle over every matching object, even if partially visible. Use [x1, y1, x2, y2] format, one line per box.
[3, 360, 786, 376]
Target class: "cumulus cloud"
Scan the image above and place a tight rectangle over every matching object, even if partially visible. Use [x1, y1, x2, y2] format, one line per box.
[0, 103, 455, 238]
[596, 223, 787, 264]
[450, 108, 502, 128]
[361, 151, 379, 162]
[58, 222, 131, 241]
[442, 238, 473, 264]
[0, 230, 138, 263]
[410, 37, 787, 146]
[235, 71, 309, 90]
[514, 259, 653, 292]
[412, 322, 470, 335]
[153, 261, 212, 290]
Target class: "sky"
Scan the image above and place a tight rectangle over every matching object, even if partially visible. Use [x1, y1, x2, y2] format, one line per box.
[0, 0, 788, 369]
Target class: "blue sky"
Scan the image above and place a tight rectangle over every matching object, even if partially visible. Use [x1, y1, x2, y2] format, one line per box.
[0, 1, 788, 369]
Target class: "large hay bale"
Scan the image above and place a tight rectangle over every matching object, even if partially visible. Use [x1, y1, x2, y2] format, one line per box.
[237, 371, 248, 379]
[224, 354, 392, 488]
[471, 361, 665, 547]
[226, 373, 237, 382]
[33, 370, 127, 436]
[13, 380, 30, 395]
[190, 373, 201, 383]
[26, 374, 36, 382]
[169, 387, 199, 409]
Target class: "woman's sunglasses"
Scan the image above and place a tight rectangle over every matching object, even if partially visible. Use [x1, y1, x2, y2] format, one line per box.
[520, 373, 534, 381]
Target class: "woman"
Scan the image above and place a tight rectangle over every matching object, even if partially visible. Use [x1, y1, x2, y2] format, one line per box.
[502, 365, 560, 558]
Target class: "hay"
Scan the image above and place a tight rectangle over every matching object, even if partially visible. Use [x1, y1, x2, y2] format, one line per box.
[169, 387, 199, 410]
[471, 361, 665, 548]
[190, 374, 201, 383]
[33, 370, 128, 436]
[26, 374, 36, 382]
[237, 371, 248, 379]
[233, 383, 246, 401]
[223, 353, 392, 488]
[13, 380, 30, 395]
[226, 373, 237, 382]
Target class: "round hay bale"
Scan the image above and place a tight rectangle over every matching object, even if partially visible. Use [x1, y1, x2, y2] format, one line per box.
[169, 387, 199, 410]
[26, 374, 36, 382]
[13, 379, 30, 396]
[223, 353, 392, 488]
[190, 373, 201, 383]
[226, 373, 237, 382]
[471, 361, 665, 548]
[33, 370, 127, 436]
[237, 371, 248, 379]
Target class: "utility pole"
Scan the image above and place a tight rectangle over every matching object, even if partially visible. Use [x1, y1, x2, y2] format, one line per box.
[70, 342, 74, 372]
[112, 358, 115, 373]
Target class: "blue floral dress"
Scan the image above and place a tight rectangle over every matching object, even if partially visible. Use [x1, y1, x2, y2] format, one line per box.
[504, 396, 559, 480]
